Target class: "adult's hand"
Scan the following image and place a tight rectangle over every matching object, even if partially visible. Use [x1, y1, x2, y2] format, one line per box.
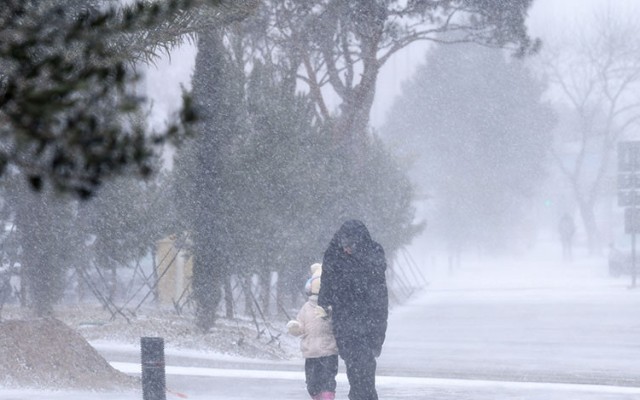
[314, 305, 331, 320]
[369, 334, 385, 357]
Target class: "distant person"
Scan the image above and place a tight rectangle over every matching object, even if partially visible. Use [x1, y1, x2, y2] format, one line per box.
[287, 263, 338, 400]
[558, 213, 576, 262]
[317, 220, 389, 400]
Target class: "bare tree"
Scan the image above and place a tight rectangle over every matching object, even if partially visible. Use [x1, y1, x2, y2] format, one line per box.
[257, 0, 539, 144]
[540, 6, 640, 254]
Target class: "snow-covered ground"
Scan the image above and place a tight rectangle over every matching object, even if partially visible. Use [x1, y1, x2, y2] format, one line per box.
[2, 248, 640, 399]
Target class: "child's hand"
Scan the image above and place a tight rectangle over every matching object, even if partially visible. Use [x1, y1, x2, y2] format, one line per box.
[286, 320, 303, 336]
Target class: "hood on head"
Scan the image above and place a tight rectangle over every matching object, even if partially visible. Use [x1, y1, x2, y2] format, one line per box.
[336, 219, 372, 249]
[324, 219, 386, 277]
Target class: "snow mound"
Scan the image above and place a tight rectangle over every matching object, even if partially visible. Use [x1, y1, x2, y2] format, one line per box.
[0, 318, 138, 390]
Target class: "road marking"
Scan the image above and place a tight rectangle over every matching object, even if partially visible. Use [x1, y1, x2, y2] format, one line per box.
[112, 362, 640, 395]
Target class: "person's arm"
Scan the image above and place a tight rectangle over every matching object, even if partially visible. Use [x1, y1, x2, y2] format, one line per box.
[286, 304, 307, 336]
[368, 280, 388, 356]
[318, 245, 338, 311]
[367, 245, 389, 356]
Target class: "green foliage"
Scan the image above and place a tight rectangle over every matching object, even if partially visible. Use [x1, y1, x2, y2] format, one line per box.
[384, 43, 555, 253]
[237, 63, 421, 294]
[172, 29, 244, 331]
[0, 0, 258, 317]
[0, 0, 204, 197]
[174, 47, 421, 328]
[0, 149, 176, 315]
[78, 169, 175, 270]
[8, 183, 82, 316]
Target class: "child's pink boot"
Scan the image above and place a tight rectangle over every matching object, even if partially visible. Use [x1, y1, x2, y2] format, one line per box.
[318, 392, 335, 400]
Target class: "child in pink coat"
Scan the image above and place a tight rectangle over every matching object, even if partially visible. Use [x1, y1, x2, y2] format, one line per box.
[287, 263, 339, 400]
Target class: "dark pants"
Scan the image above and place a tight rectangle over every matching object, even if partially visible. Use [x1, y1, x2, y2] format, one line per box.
[337, 338, 378, 400]
[305, 355, 339, 397]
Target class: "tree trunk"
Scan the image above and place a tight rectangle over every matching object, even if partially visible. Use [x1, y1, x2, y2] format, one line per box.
[15, 192, 66, 317]
[224, 275, 234, 319]
[334, 48, 380, 144]
[243, 274, 254, 316]
[577, 199, 601, 256]
[192, 249, 223, 332]
[259, 270, 270, 316]
[276, 270, 296, 315]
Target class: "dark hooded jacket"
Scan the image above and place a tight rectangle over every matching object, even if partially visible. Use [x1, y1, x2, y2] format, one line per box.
[318, 220, 388, 356]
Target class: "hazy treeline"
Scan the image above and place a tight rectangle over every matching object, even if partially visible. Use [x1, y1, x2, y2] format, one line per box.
[383, 42, 555, 259]
[382, 4, 640, 262]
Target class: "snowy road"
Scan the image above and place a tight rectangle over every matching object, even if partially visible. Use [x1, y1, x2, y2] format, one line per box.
[3, 366, 640, 400]
[2, 257, 640, 399]
[379, 285, 640, 387]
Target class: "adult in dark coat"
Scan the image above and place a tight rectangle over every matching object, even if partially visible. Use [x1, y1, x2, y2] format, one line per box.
[318, 220, 389, 400]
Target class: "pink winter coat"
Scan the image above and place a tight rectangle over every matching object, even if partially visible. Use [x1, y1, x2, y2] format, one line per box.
[288, 296, 338, 358]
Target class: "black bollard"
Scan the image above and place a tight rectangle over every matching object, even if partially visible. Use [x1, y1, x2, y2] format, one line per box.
[141, 337, 166, 400]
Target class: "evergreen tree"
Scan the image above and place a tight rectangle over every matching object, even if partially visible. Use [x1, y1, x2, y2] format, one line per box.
[0, 0, 255, 318]
[172, 28, 248, 331]
[174, 38, 422, 327]
[0, 0, 259, 196]
[168, 0, 535, 328]
[384, 44, 555, 256]
[76, 168, 175, 303]
[11, 185, 81, 316]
